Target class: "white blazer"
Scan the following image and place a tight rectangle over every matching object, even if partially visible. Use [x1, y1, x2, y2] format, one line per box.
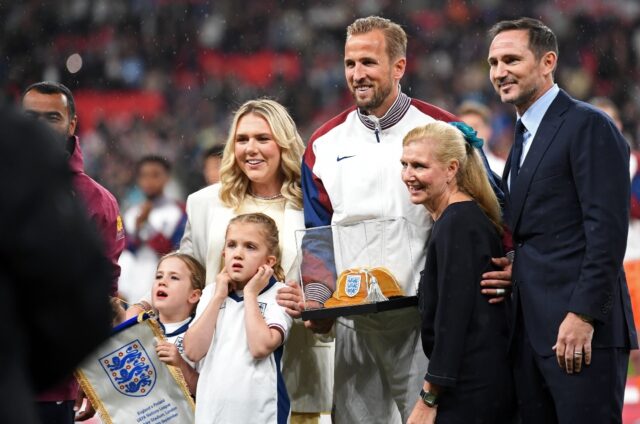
[180, 183, 304, 284]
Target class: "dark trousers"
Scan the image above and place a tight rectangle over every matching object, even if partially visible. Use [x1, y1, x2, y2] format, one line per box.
[37, 400, 75, 424]
[513, 319, 628, 424]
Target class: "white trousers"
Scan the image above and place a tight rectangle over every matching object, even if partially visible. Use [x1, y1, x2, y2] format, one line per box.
[332, 307, 426, 424]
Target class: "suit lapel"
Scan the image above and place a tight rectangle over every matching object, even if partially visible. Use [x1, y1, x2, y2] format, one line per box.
[508, 90, 572, 232]
[501, 144, 514, 224]
[502, 151, 513, 183]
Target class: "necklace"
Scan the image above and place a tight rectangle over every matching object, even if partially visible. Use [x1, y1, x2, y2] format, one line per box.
[248, 190, 284, 201]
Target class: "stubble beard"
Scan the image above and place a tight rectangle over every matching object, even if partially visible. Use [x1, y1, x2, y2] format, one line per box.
[504, 82, 538, 112]
[352, 80, 393, 114]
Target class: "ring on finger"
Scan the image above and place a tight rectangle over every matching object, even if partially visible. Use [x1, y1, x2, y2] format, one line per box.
[495, 288, 506, 296]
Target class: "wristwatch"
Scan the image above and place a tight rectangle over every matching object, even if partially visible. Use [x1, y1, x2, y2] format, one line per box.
[419, 389, 438, 408]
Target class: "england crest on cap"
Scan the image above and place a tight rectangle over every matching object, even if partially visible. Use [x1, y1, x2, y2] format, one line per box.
[345, 274, 362, 297]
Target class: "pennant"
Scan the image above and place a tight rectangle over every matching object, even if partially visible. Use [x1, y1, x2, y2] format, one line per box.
[75, 313, 194, 424]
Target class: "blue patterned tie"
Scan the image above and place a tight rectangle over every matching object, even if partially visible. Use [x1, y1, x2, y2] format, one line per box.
[510, 119, 526, 187]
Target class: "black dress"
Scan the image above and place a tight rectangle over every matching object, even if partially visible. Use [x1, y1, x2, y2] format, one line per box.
[419, 201, 515, 423]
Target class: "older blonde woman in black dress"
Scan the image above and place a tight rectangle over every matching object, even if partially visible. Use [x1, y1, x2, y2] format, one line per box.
[401, 121, 514, 424]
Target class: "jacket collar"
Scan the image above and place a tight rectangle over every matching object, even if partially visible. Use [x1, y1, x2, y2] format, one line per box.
[67, 135, 84, 175]
[357, 90, 411, 131]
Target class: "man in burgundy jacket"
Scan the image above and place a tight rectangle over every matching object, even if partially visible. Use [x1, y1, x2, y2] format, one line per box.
[22, 81, 125, 423]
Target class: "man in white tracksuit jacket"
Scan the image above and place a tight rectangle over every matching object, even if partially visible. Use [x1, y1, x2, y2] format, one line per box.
[301, 16, 507, 423]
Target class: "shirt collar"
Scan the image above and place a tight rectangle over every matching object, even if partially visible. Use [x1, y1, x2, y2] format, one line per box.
[158, 315, 194, 338]
[357, 87, 411, 131]
[518, 83, 560, 138]
[228, 275, 277, 302]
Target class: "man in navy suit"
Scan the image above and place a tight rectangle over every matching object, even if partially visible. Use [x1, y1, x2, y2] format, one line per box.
[488, 17, 637, 423]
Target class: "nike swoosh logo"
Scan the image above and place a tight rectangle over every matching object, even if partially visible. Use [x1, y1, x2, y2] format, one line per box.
[336, 155, 356, 162]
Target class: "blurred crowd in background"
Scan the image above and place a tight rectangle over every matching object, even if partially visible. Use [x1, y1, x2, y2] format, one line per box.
[1, 0, 639, 208]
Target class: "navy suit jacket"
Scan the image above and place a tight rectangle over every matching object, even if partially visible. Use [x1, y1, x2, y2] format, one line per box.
[504, 89, 637, 356]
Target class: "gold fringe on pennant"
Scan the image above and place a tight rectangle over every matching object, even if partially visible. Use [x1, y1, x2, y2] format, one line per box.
[74, 368, 114, 424]
[138, 309, 150, 323]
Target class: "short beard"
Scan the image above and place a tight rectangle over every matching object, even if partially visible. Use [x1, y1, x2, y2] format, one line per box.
[353, 82, 393, 114]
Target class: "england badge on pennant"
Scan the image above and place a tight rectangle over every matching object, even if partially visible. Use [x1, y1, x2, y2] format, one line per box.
[99, 339, 156, 397]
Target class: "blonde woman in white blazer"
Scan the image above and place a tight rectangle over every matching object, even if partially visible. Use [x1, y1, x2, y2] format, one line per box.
[181, 99, 334, 422]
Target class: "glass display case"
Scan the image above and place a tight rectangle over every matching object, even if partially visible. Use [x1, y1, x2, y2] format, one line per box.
[297, 217, 420, 320]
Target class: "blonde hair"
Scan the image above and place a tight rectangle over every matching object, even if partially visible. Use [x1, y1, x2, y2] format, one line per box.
[226, 213, 285, 282]
[347, 16, 407, 61]
[403, 121, 502, 232]
[219, 99, 304, 210]
[157, 252, 206, 291]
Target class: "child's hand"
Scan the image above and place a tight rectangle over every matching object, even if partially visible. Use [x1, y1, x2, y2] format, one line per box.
[244, 265, 273, 297]
[155, 338, 184, 367]
[214, 270, 232, 300]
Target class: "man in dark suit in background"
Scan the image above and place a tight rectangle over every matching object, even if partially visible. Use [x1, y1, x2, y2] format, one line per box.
[488, 17, 637, 423]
